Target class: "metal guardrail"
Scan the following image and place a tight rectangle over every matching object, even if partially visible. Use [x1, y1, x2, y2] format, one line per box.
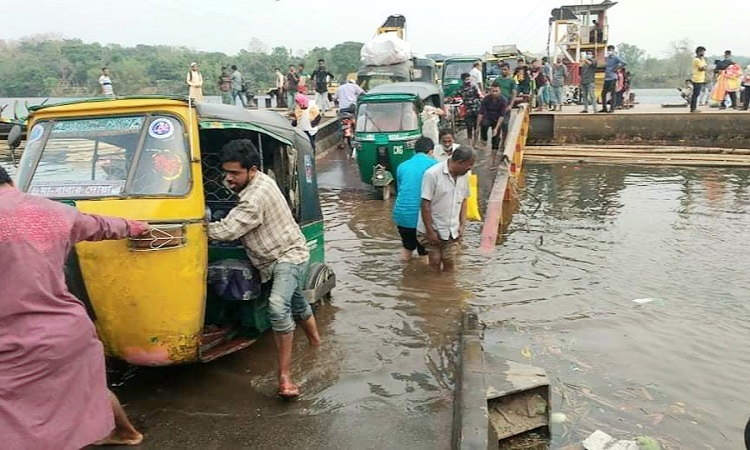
[479, 103, 530, 253]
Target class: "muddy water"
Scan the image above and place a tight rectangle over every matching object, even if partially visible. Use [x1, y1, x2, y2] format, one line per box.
[470, 163, 750, 448]
[3, 148, 749, 448]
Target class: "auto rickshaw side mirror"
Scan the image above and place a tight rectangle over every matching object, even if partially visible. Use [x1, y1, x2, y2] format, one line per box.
[8, 125, 23, 151]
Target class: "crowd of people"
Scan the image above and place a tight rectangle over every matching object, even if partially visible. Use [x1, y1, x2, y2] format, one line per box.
[686, 48, 750, 112]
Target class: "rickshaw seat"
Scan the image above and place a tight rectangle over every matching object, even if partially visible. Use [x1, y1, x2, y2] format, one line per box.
[207, 259, 262, 302]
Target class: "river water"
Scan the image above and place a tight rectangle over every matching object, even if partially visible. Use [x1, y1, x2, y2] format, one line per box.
[2, 145, 749, 447]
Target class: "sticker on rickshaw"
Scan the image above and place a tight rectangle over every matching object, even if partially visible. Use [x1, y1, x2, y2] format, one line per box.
[152, 150, 184, 181]
[304, 154, 313, 184]
[149, 118, 175, 139]
[28, 124, 45, 142]
[28, 180, 125, 198]
[393, 145, 404, 155]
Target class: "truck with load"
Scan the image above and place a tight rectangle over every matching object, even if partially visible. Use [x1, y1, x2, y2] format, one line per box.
[356, 15, 436, 90]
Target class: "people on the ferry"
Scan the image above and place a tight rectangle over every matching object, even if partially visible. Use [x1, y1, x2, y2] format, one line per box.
[550, 56, 568, 111]
[678, 79, 694, 104]
[291, 87, 321, 150]
[614, 67, 626, 109]
[218, 67, 233, 105]
[0, 165, 146, 449]
[434, 129, 460, 162]
[714, 50, 740, 110]
[230, 65, 246, 107]
[99, 67, 115, 97]
[393, 137, 438, 261]
[531, 58, 549, 111]
[741, 65, 750, 111]
[285, 65, 300, 113]
[600, 45, 626, 113]
[186, 62, 204, 103]
[458, 73, 482, 147]
[207, 140, 322, 399]
[417, 146, 475, 272]
[689, 46, 707, 113]
[579, 52, 598, 113]
[469, 61, 484, 93]
[311, 59, 334, 113]
[513, 57, 532, 96]
[477, 84, 509, 152]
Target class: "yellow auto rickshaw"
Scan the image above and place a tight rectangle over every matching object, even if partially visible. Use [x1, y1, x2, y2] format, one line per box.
[8, 96, 335, 366]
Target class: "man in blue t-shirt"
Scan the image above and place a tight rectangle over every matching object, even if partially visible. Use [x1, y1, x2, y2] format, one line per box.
[392, 137, 438, 261]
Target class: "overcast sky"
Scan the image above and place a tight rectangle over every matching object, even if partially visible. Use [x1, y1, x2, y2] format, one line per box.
[3, 0, 748, 58]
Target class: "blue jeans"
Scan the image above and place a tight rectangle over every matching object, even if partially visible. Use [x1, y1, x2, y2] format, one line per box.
[581, 82, 596, 111]
[267, 262, 311, 334]
[232, 89, 246, 107]
[551, 85, 565, 106]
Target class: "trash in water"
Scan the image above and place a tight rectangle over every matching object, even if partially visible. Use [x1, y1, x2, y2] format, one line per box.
[550, 412, 567, 423]
[632, 298, 663, 305]
[521, 347, 532, 359]
[582, 430, 662, 450]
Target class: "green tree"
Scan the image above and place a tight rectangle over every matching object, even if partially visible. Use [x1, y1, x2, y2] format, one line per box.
[328, 41, 364, 80]
[616, 42, 646, 72]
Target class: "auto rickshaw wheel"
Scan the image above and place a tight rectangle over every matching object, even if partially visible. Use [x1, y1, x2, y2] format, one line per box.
[305, 262, 336, 304]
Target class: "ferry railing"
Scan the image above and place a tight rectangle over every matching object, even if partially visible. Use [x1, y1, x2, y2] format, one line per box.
[479, 102, 530, 253]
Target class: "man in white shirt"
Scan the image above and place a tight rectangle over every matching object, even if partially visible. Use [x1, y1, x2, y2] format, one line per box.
[469, 61, 484, 93]
[99, 67, 114, 97]
[433, 130, 460, 162]
[417, 146, 475, 272]
[334, 79, 364, 113]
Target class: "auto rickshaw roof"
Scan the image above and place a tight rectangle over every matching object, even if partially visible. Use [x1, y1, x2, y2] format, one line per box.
[195, 102, 300, 146]
[26, 95, 302, 148]
[364, 82, 441, 101]
[443, 56, 485, 63]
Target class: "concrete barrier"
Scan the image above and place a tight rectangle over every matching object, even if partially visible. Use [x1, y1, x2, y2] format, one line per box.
[529, 112, 750, 149]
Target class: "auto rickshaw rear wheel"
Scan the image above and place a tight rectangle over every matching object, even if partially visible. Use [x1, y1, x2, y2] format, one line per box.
[305, 262, 335, 304]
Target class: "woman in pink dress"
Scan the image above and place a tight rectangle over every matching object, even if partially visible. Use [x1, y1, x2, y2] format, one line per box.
[0, 166, 147, 449]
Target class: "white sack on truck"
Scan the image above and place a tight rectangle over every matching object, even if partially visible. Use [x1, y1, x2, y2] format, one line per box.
[360, 33, 412, 66]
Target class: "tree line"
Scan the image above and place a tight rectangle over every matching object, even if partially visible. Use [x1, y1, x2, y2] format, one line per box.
[0, 35, 364, 97]
[1, 35, 748, 97]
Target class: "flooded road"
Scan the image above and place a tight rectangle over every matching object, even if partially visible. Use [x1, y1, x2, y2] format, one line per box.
[3, 146, 749, 448]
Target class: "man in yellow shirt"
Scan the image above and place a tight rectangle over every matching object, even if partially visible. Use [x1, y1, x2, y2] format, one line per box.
[690, 46, 707, 113]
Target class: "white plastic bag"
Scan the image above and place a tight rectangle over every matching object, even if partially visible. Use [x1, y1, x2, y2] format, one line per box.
[360, 34, 412, 66]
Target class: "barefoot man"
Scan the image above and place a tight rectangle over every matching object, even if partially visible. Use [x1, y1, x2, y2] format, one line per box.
[0, 166, 145, 449]
[207, 139, 321, 398]
[417, 146, 476, 272]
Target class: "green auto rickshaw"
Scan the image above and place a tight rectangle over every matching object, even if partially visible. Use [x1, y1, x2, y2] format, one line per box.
[353, 82, 442, 200]
[441, 56, 485, 97]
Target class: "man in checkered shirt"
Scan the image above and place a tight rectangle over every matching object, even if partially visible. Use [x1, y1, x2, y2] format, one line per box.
[208, 139, 321, 399]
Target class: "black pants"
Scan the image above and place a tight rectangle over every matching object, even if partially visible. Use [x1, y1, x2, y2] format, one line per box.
[690, 82, 704, 111]
[480, 118, 501, 150]
[600, 80, 616, 111]
[720, 91, 737, 109]
[743, 86, 750, 109]
[465, 113, 478, 140]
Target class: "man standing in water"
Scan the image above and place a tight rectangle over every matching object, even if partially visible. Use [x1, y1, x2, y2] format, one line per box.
[207, 140, 321, 398]
[418, 146, 475, 272]
[0, 166, 146, 449]
[393, 137, 437, 261]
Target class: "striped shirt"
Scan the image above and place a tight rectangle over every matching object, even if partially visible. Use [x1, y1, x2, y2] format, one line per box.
[207, 172, 308, 282]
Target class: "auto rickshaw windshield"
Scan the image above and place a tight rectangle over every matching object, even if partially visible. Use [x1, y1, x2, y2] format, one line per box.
[444, 61, 474, 79]
[16, 114, 191, 198]
[355, 102, 419, 133]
